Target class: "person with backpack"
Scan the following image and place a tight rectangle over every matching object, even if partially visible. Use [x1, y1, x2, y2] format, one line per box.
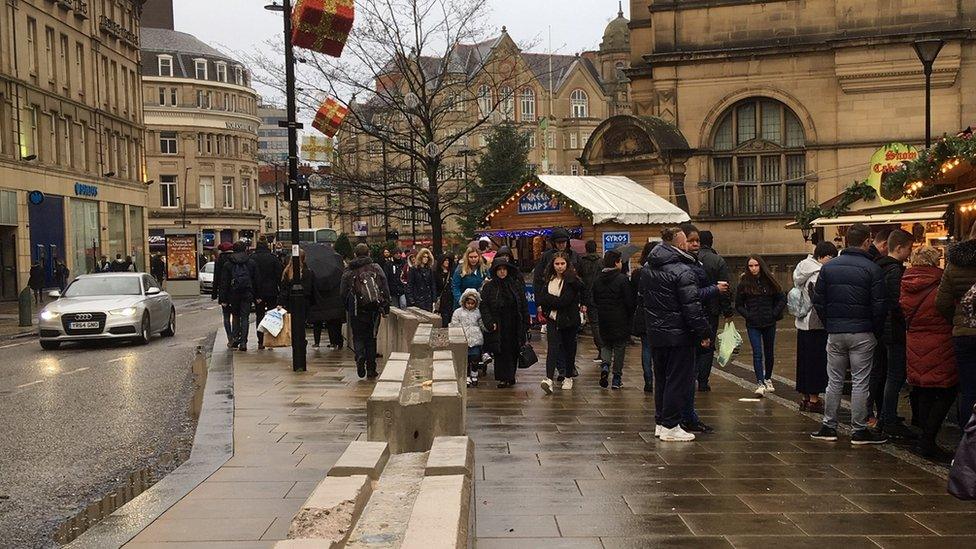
[791, 240, 838, 413]
[340, 244, 390, 378]
[936, 221, 976, 430]
[211, 242, 235, 347]
[219, 241, 257, 351]
[592, 249, 634, 390]
[406, 248, 437, 312]
[735, 255, 787, 397]
[251, 237, 284, 350]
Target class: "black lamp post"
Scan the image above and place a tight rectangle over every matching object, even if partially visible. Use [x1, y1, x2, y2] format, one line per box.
[266, 0, 306, 371]
[913, 38, 945, 148]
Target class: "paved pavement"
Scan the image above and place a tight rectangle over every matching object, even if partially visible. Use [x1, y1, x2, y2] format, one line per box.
[115, 323, 976, 548]
[0, 297, 219, 548]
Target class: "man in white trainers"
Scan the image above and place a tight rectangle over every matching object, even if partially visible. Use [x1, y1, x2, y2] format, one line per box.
[640, 227, 712, 442]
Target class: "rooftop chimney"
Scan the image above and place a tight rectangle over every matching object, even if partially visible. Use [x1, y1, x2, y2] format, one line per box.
[141, 0, 174, 30]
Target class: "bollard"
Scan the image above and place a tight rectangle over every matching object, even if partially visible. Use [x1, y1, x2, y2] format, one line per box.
[18, 287, 33, 327]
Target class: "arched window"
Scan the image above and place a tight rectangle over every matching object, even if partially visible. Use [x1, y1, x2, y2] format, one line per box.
[499, 86, 514, 121]
[477, 85, 492, 117]
[520, 88, 535, 122]
[709, 98, 807, 217]
[570, 89, 588, 118]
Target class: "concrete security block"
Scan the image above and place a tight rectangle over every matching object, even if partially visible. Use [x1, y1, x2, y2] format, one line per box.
[274, 540, 339, 549]
[409, 307, 443, 327]
[377, 358, 409, 384]
[328, 441, 391, 480]
[288, 475, 372, 545]
[425, 437, 474, 477]
[432, 360, 456, 383]
[431, 382, 464, 437]
[433, 349, 461, 381]
[401, 475, 472, 549]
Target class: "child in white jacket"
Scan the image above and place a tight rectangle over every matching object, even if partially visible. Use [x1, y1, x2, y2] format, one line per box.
[450, 288, 485, 387]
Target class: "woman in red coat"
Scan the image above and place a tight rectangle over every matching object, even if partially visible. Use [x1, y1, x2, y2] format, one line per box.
[901, 245, 958, 460]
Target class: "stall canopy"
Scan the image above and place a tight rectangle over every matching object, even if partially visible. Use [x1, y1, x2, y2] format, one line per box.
[808, 208, 947, 227]
[536, 175, 690, 225]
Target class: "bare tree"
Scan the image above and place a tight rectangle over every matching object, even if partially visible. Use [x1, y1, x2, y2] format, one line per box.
[250, 0, 538, 256]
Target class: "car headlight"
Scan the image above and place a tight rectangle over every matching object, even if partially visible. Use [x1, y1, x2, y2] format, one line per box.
[40, 310, 60, 321]
[109, 307, 138, 317]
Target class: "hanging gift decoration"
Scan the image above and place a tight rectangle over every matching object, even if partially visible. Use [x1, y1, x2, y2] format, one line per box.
[291, 0, 355, 57]
[312, 98, 348, 138]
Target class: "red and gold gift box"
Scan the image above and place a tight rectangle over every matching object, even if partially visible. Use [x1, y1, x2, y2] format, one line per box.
[291, 0, 354, 57]
[312, 98, 348, 138]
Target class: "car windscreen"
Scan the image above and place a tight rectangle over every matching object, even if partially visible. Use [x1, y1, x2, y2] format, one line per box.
[63, 277, 142, 297]
[202, 262, 215, 274]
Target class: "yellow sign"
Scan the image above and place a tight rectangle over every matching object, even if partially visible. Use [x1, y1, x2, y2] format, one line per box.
[868, 143, 919, 205]
[302, 135, 334, 164]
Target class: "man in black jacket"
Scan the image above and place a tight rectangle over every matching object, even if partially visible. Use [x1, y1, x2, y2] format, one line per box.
[219, 241, 257, 351]
[693, 229, 733, 391]
[211, 242, 235, 347]
[578, 240, 603, 360]
[812, 223, 888, 444]
[251, 237, 284, 350]
[641, 227, 711, 442]
[877, 229, 915, 438]
[341, 244, 390, 378]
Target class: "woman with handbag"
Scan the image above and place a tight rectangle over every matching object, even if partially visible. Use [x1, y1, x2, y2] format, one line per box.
[735, 255, 787, 397]
[479, 257, 529, 388]
[537, 251, 586, 394]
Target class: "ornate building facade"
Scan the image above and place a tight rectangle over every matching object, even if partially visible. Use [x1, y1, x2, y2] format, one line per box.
[584, 0, 976, 274]
[0, 0, 149, 296]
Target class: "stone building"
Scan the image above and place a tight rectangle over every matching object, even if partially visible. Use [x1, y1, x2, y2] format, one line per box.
[336, 7, 633, 247]
[0, 0, 149, 296]
[583, 0, 976, 277]
[257, 102, 288, 166]
[140, 1, 262, 254]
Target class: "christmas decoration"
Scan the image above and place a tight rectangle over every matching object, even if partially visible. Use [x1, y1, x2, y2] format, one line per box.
[795, 180, 877, 229]
[312, 98, 348, 138]
[291, 0, 354, 57]
[484, 180, 592, 223]
[476, 227, 584, 239]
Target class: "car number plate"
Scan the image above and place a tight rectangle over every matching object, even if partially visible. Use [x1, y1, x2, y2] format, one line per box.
[69, 321, 100, 329]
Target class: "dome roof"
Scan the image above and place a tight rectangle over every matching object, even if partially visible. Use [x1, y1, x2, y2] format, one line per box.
[600, 3, 630, 53]
[141, 27, 238, 64]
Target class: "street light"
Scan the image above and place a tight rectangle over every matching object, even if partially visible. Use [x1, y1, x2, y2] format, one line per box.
[266, 0, 307, 372]
[913, 38, 945, 148]
[181, 166, 192, 229]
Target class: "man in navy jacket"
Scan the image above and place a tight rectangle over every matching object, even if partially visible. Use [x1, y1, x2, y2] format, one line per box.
[811, 223, 888, 445]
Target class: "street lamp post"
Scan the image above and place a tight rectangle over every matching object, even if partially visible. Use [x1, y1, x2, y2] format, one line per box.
[266, 0, 306, 371]
[913, 38, 945, 148]
[181, 166, 192, 229]
[274, 163, 281, 236]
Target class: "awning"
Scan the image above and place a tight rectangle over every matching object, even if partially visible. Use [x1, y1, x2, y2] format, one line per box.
[853, 187, 976, 216]
[807, 208, 946, 227]
[536, 175, 690, 225]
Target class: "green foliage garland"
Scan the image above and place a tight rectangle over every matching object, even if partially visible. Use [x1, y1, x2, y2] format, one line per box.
[795, 180, 877, 229]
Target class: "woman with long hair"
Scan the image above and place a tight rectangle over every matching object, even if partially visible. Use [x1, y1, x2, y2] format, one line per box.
[793, 241, 838, 412]
[735, 254, 787, 397]
[537, 251, 586, 394]
[452, 246, 487, 308]
[631, 241, 659, 393]
[406, 248, 437, 312]
[436, 254, 457, 326]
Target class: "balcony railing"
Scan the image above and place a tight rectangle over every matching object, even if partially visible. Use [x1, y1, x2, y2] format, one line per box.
[99, 15, 139, 47]
[74, 1, 90, 19]
[697, 181, 807, 219]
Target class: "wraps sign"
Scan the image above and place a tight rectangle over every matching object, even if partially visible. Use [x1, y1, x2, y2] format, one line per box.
[517, 189, 560, 214]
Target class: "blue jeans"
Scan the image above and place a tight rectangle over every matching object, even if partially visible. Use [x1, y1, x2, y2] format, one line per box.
[880, 342, 907, 427]
[953, 336, 976, 429]
[641, 334, 653, 388]
[747, 325, 776, 382]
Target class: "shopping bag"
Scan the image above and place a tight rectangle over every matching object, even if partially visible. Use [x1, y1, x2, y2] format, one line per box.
[948, 405, 976, 500]
[716, 321, 742, 368]
[263, 313, 293, 348]
[257, 308, 286, 337]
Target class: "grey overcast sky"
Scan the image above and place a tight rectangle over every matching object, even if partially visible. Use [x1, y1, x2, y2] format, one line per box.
[172, 0, 629, 104]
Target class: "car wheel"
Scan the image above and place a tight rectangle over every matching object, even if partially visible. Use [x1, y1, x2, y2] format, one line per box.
[161, 307, 176, 337]
[136, 313, 151, 345]
[40, 340, 60, 350]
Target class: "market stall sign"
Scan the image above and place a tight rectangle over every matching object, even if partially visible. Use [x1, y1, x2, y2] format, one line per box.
[165, 234, 199, 281]
[869, 143, 919, 205]
[603, 231, 630, 251]
[518, 189, 560, 214]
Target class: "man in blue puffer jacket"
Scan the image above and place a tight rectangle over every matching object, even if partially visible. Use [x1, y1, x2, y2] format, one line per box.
[811, 223, 888, 445]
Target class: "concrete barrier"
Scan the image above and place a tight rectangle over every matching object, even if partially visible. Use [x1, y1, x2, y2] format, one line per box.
[401, 475, 471, 549]
[408, 306, 443, 327]
[328, 441, 391, 481]
[283, 475, 372, 547]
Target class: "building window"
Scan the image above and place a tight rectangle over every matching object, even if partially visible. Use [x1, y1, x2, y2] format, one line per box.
[197, 90, 211, 109]
[708, 97, 807, 217]
[477, 85, 491, 117]
[200, 176, 215, 208]
[242, 177, 251, 210]
[527, 132, 536, 148]
[570, 163, 579, 176]
[570, 89, 588, 118]
[59, 34, 70, 91]
[159, 131, 178, 154]
[27, 18, 38, 76]
[158, 87, 166, 106]
[79, 121, 89, 171]
[569, 132, 578, 149]
[222, 177, 234, 208]
[195, 59, 208, 80]
[234, 66, 244, 86]
[216, 62, 227, 83]
[520, 88, 535, 122]
[170, 87, 178, 106]
[63, 117, 72, 167]
[27, 105, 39, 157]
[47, 113, 58, 164]
[499, 86, 514, 121]
[158, 55, 173, 77]
[160, 175, 178, 208]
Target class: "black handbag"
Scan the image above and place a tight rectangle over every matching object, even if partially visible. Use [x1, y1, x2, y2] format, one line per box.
[518, 343, 538, 369]
[949, 404, 976, 500]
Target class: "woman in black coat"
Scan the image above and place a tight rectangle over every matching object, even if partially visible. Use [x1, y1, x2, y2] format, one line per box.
[304, 244, 346, 349]
[278, 250, 315, 350]
[592, 250, 634, 389]
[536, 251, 586, 394]
[735, 254, 787, 395]
[406, 248, 437, 312]
[480, 257, 529, 388]
[435, 254, 456, 327]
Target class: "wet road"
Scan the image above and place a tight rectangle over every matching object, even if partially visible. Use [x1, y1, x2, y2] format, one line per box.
[0, 297, 222, 548]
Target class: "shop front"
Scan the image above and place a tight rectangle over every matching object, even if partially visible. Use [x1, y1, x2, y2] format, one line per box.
[481, 175, 690, 270]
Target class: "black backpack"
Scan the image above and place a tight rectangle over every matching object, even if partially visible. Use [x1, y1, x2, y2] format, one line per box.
[353, 268, 385, 311]
[230, 261, 252, 292]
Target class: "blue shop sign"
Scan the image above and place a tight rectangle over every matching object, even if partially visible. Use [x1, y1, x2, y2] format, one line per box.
[603, 231, 630, 251]
[74, 182, 98, 197]
[517, 189, 560, 214]
[28, 190, 45, 205]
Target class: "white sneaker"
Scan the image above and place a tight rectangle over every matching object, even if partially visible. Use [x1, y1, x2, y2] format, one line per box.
[764, 379, 775, 392]
[654, 425, 663, 438]
[754, 383, 766, 397]
[562, 377, 574, 390]
[660, 425, 696, 442]
[541, 378, 554, 395]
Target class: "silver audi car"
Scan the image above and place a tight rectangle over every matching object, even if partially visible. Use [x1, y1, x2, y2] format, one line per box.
[38, 273, 176, 350]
